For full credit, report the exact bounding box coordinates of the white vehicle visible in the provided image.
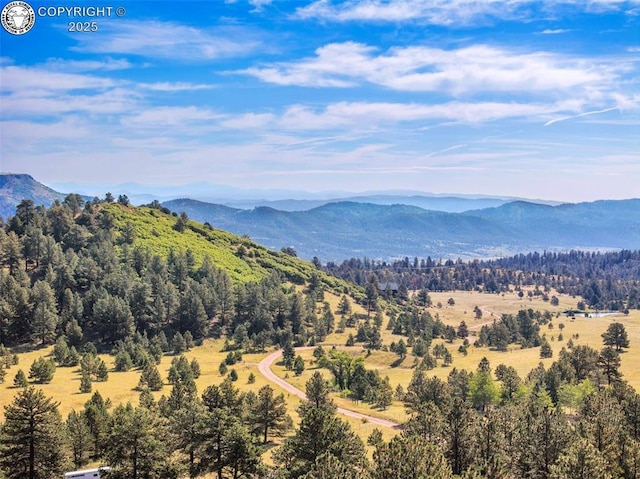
[64,467,111,479]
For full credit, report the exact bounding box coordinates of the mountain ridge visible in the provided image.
[2,174,639,262]
[0,173,67,221]
[162,197,640,261]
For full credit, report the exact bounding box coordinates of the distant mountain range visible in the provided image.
[48,179,558,212]
[2,173,639,262]
[162,197,640,261]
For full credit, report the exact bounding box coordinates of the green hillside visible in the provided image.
[105,203,353,293]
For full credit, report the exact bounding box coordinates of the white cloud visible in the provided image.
[122,106,222,127]
[249,0,273,12]
[0,65,116,92]
[239,42,620,96]
[138,82,216,92]
[544,106,619,126]
[540,29,571,34]
[219,99,588,131]
[2,88,139,116]
[71,20,262,61]
[41,57,133,72]
[295,0,640,24]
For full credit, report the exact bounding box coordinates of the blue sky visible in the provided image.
[1,0,639,202]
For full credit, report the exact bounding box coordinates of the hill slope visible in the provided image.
[163,198,640,261]
[105,203,350,290]
[0,173,66,220]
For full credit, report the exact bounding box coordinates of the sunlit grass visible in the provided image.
[2,288,638,454]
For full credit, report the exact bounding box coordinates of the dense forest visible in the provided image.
[325,250,640,311]
[0,196,357,350]
[1,196,640,478]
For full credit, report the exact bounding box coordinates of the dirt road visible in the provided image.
[257,348,402,429]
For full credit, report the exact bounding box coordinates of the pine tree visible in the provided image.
[598,346,622,385]
[95,359,109,382]
[0,387,68,478]
[371,434,453,479]
[29,357,55,384]
[105,404,176,477]
[250,385,291,444]
[602,322,630,351]
[83,391,111,459]
[66,409,92,469]
[14,369,28,388]
[550,438,612,479]
[294,355,305,376]
[173,332,186,355]
[80,372,92,393]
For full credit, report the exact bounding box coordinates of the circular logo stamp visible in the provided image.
[1,1,35,35]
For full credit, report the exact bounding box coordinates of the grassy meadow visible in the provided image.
[1,288,639,449]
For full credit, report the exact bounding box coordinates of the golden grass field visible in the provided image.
[1,288,639,450]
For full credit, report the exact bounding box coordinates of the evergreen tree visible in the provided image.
[598,346,622,385]
[283,340,296,370]
[114,350,133,372]
[79,372,92,393]
[550,438,612,479]
[0,387,68,479]
[376,376,394,410]
[66,409,92,469]
[28,357,55,384]
[250,385,291,444]
[173,332,187,355]
[30,281,58,345]
[14,368,28,388]
[371,434,453,479]
[95,359,109,382]
[105,403,176,478]
[169,398,207,478]
[540,339,553,358]
[276,403,366,478]
[139,363,163,391]
[52,337,70,366]
[83,391,111,459]
[294,355,306,376]
[602,322,630,351]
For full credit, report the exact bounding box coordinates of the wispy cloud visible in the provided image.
[41,57,133,72]
[249,0,273,12]
[72,20,262,61]
[137,82,216,92]
[295,0,640,24]
[544,106,619,126]
[239,42,621,97]
[1,65,116,92]
[221,100,586,131]
[540,29,571,34]
[122,106,223,127]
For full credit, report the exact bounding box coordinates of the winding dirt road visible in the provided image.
[257,347,402,429]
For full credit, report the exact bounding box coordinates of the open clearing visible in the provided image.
[2,288,638,446]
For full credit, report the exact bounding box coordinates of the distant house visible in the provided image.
[65,467,111,479]
[378,282,399,297]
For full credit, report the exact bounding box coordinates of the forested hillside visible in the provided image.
[3,195,640,479]
[0,195,356,348]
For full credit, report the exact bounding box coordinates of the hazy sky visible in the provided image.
[1,0,639,202]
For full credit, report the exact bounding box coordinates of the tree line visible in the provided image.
[325,250,640,311]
